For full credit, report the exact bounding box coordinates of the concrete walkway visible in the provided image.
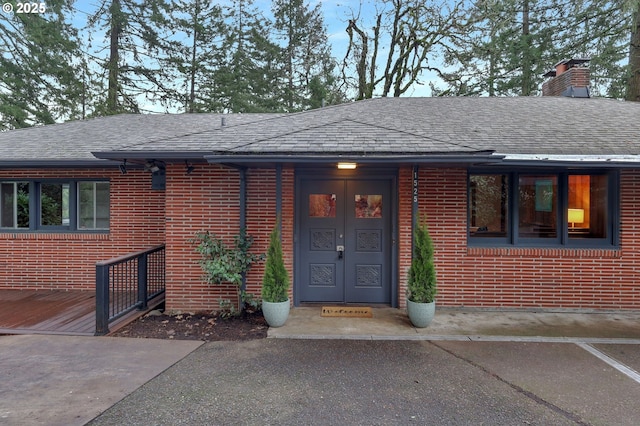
[0,335,202,426]
[268,307,640,343]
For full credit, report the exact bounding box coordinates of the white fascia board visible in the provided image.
[496,153,640,163]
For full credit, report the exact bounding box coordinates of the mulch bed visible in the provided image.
[110,308,268,341]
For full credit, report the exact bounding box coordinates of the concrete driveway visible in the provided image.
[86,339,640,426]
[3,308,640,425]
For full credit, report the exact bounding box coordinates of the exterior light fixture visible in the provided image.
[185,160,195,175]
[337,162,357,170]
[119,160,127,175]
[144,161,161,173]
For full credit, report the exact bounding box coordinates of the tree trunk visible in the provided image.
[626,2,640,102]
[189,20,198,113]
[107,0,121,113]
[521,0,531,96]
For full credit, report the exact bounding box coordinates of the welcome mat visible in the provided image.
[321,306,373,318]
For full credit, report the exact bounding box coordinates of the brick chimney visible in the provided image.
[542,58,590,97]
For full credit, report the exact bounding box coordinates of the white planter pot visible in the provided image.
[407,299,436,328]
[262,299,290,327]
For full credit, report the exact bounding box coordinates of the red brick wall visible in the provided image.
[164,164,294,313]
[542,66,590,96]
[398,166,640,310]
[5,164,638,311]
[0,168,165,290]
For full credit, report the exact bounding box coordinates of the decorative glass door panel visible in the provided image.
[297,178,392,304]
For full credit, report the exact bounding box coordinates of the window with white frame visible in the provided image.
[469,170,617,247]
[0,180,110,232]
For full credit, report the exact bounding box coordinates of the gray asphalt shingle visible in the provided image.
[1,97,639,164]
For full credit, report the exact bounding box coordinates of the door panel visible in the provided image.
[345,180,391,303]
[297,177,392,304]
[298,180,345,302]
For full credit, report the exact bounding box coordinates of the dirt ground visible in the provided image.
[111,307,268,341]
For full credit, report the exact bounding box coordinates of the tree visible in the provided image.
[437,0,635,98]
[87,0,175,115]
[626,0,640,101]
[205,0,283,112]
[163,0,227,113]
[0,0,83,129]
[341,0,475,100]
[272,0,342,111]
[261,223,289,303]
[407,214,437,304]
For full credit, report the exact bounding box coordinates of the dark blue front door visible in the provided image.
[297,177,392,304]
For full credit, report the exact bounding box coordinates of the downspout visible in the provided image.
[276,164,282,235]
[240,167,247,298]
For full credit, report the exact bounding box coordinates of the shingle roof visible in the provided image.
[2,97,640,166]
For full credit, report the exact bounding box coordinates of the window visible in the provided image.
[518,175,557,239]
[0,180,109,232]
[469,171,616,247]
[355,194,382,218]
[41,183,70,227]
[79,182,110,229]
[568,175,607,240]
[0,182,29,228]
[469,175,508,238]
[309,194,336,217]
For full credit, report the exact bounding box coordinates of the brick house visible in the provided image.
[2,63,640,312]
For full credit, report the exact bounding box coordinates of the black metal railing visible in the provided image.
[95,244,166,335]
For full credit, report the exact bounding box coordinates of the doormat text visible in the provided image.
[321,306,373,318]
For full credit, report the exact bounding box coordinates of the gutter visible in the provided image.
[0,159,120,168]
[203,152,502,165]
[497,154,640,168]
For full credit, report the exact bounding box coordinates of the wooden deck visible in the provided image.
[0,290,161,336]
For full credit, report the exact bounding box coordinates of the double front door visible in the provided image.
[297,177,393,304]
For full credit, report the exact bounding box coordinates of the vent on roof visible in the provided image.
[542,58,590,98]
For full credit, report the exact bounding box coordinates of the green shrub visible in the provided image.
[192,230,264,313]
[261,223,289,303]
[407,214,437,303]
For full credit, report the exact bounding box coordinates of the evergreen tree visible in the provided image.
[437,0,634,98]
[163,0,226,113]
[87,0,175,114]
[0,0,83,129]
[272,0,342,111]
[207,0,283,112]
[262,223,289,303]
[626,0,640,101]
[407,215,437,304]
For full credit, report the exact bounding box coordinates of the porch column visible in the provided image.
[239,167,247,295]
[276,163,282,236]
[412,164,419,251]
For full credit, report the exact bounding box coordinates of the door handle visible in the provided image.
[336,245,344,260]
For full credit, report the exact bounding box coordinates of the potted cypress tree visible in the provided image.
[261,221,290,327]
[406,214,437,328]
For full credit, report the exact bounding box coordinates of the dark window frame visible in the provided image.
[468,168,619,248]
[0,179,110,233]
